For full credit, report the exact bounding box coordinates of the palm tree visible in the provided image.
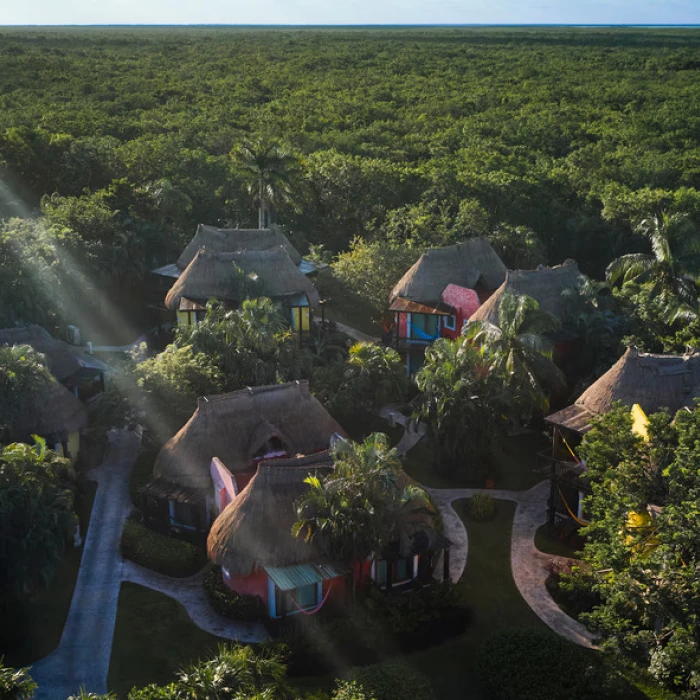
[293,433,429,601]
[606,212,700,318]
[0,660,36,700]
[466,292,566,418]
[233,139,298,229]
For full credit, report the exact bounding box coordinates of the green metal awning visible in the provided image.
[264,563,344,591]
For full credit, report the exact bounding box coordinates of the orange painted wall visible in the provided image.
[222,567,268,604]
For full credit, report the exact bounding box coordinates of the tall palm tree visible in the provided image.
[466,292,565,418]
[606,212,700,314]
[233,139,298,229]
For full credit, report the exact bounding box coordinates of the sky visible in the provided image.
[1,0,699,26]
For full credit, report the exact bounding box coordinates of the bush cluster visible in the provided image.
[465,493,497,522]
[343,660,436,700]
[121,520,206,577]
[545,561,601,621]
[477,629,627,700]
[203,566,266,621]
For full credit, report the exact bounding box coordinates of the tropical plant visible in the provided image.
[293,433,432,601]
[466,292,566,419]
[0,660,36,700]
[0,440,75,597]
[0,344,53,435]
[176,643,292,700]
[573,404,700,697]
[606,212,700,321]
[415,337,510,476]
[233,139,298,229]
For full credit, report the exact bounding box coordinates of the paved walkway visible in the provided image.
[316,318,379,344]
[122,562,268,643]
[379,404,427,455]
[427,482,597,649]
[31,429,142,700]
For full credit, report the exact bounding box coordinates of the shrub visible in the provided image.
[477,629,627,700]
[333,680,375,700]
[545,561,601,621]
[121,520,206,577]
[344,661,435,700]
[127,685,179,700]
[465,493,496,522]
[203,566,265,621]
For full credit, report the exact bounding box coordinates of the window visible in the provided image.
[372,556,418,588]
[275,583,320,616]
[169,500,197,530]
[444,314,456,331]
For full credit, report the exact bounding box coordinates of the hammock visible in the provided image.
[561,433,587,471]
[290,578,335,616]
[407,320,440,341]
[558,486,590,527]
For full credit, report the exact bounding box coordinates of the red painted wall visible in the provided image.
[222,567,268,605]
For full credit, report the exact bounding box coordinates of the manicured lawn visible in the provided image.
[534,523,582,559]
[108,582,223,697]
[2,479,97,667]
[402,432,549,492]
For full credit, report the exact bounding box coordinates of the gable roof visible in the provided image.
[8,378,88,443]
[546,346,700,433]
[153,381,345,491]
[468,260,586,326]
[207,452,335,575]
[164,247,320,311]
[177,224,302,270]
[0,325,107,383]
[390,238,507,307]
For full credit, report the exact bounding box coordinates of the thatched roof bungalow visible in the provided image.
[546,346,700,435]
[0,325,107,397]
[151,224,312,279]
[468,260,586,327]
[148,380,345,500]
[390,238,507,308]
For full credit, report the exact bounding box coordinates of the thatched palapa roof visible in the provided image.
[390,238,507,307]
[546,346,700,433]
[207,452,335,575]
[7,379,88,443]
[0,325,106,383]
[177,224,302,269]
[164,247,320,311]
[153,381,345,491]
[468,260,586,326]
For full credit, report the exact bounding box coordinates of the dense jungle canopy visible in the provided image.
[1,26,700,328]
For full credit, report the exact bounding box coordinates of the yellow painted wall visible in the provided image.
[68,431,80,466]
[291,307,310,332]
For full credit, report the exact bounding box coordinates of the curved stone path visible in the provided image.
[427,482,597,650]
[122,561,268,643]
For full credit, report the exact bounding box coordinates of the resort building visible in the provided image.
[163,247,320,338]
[543,346,700,524]
[0,325,107,401]
[389,238,507,374]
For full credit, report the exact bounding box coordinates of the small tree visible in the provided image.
[415,337,509,476]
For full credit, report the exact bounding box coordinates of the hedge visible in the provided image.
[203,566,266,621]
[477,629,628,700]
[343,661,436,700]
[121,520,206,577]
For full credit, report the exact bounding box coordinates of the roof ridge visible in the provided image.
[197,380,307,407]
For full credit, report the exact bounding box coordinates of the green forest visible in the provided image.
[2,26,700,335]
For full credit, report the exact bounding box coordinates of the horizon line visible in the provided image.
[2,23,700,29]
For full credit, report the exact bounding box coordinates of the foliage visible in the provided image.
[176,643,293,700]
[293,433,433,598]
[343,661,435,700]
[127,685,180,700]
[67,692,117,700]
[477,629,627,700]
[576,404,700,696]
[315,342,407,417]
[545,560,600,621]
[0,440,75,596]
[331,238,419,318]
[466,292,566,420]
[0,659,36,700]
[0,344,53,435]
[332,681,375,700]
[175,299,312,392]
[464,494,496,523]
[120,520,206,578]
[203,566,265,622]
[606,211,700,322]
[414,337,509,476]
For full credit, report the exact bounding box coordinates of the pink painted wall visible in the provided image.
[222,566,269,604]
